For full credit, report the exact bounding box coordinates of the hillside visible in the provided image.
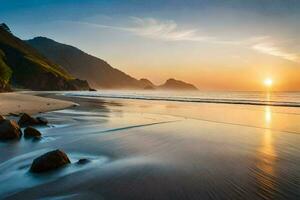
[139,78,156,89]
[0,23,90,91]
[0,49,12,91]
[27,36,198,91]
[159,78,198,90]
[27,37,144,89]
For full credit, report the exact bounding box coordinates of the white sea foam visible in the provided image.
[64,90,300,107]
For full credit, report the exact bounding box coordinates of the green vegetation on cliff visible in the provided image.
[0,49,11,86]
[0,23,90,91]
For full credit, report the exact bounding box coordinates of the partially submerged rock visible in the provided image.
[9,113,20,117]
[32,136,42,141]
[77,158,90,165]
[0,119,22,140]
[18,113,48,127]
[36,117,48,125]
[0,115,5,122]
[18,113,39,127]
[30,149,71,173]
[24,127,42,138]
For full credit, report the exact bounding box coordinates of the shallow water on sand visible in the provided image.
[0,94,300,199]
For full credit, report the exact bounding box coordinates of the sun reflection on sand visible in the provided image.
[255,106,277,198]
[264,106,272,127]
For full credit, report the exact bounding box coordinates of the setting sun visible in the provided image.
[264,78,273,87]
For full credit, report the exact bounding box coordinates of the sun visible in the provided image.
[264,78,273,87]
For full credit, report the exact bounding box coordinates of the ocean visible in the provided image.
[65,90,300,107]
[1,91,299,199]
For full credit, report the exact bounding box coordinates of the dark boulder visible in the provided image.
[77,158,90,165]
[36,117,48,125]
[18,113,39,127]
[0,119,22,140]
[18,113,48,127]
[30,149,71,173]
[24,127,42,138]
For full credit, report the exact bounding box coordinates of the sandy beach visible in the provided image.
[0,92,76,116]
[0,91,299,200]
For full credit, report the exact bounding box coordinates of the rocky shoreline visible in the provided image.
[0,112,89,174]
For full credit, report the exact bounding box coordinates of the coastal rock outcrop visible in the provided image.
[24,127,42,138]
[0,119,22,140]
[18,113,39,127]
[0,115,5,121]
[30,149,71,173]
[18,113,48,127]
[159,78,198,91]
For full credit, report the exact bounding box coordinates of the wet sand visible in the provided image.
[0,92,76,116]
[0,93,299,199]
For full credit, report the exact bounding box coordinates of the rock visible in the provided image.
[36,117,48,125]
[0,115,5,122]
[32,136,42,141]
[89,88,97,91]
[18,113,39,127]
[24,127,42,138]
[77,158,90,165]
[18,113,48,127]
[0,119,22,140]
[9,113,20,117]
[30,149,71,173]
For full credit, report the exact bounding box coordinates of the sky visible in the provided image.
[1,0,300,91]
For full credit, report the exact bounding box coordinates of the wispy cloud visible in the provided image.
[64,17,299,63]
[74,17,214,42]
[72,17,265,45]
[126,17,214,42]
[252,43,299,62]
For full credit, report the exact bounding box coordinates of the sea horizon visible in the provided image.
[63,90,300,107]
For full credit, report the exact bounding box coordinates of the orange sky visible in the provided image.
[107,43,300,91]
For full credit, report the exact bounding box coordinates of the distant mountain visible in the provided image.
[139,78,155,89]
[0,23,90,91]
[159,78,198,90]
[26,36,198,91]
[27,37,144,89]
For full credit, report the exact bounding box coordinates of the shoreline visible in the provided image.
[0,92,77,116]
[0,91,299,199]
